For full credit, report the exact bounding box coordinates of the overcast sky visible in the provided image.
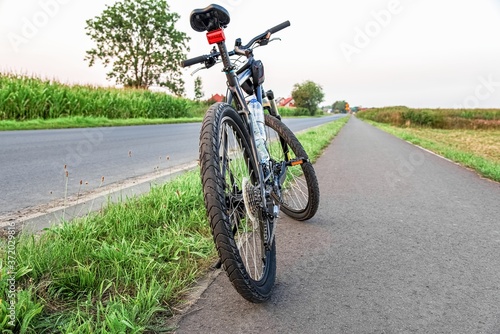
[1,0,500,108]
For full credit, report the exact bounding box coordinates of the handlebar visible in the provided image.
[268,20,290,35]
[182,54,211,68]
[181,20,290,68]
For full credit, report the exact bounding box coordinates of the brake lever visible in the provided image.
[190,66,206,76]
[261,37,281,46]
[190,58,224,76]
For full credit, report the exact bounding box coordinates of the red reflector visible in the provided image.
[206,28,225,44]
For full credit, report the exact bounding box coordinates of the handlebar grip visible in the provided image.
[181,54,209,68]
[268,20,290,34]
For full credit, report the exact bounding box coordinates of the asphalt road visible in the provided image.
[171,116,500,334]
[0,115,344,217]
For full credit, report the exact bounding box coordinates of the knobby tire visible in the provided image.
[199,103,276,303]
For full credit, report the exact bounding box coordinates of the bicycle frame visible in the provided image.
[211,32,287,248]
[211,32,271,207]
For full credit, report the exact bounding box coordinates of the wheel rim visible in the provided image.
[265,126,310,214]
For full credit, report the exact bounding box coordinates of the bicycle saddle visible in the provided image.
[190,4,230,32]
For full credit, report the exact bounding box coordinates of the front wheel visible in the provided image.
[265,114,320,220]
[199,103,276,303]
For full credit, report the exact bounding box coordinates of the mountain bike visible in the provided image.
[182,4,319,303]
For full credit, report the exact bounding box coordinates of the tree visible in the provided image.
[194,76,204,101]
[332,100,347,113]
[85,0,189,95]
[291,80,325,116]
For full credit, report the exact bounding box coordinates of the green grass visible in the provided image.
[1,174,214,333]
[0,116,349,333]
[0,114,333,131]
[0,116,204,131]
[364,120,500,182]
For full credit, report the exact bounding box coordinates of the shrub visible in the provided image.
[278,107,312,117]
[401,109,444,128]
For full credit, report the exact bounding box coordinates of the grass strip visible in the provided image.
[0,114,334,131]
[364,120,500,182]
[0,116,349,333]
[0,116,204,131]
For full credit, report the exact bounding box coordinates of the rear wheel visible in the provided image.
[264,114,320,220]
[199,103,276,303]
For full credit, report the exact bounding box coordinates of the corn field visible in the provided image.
[0,73,207,121]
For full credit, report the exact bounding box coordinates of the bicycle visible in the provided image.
[182,4,320,303]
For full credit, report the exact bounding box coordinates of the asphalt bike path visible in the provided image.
[169,116,500,334]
